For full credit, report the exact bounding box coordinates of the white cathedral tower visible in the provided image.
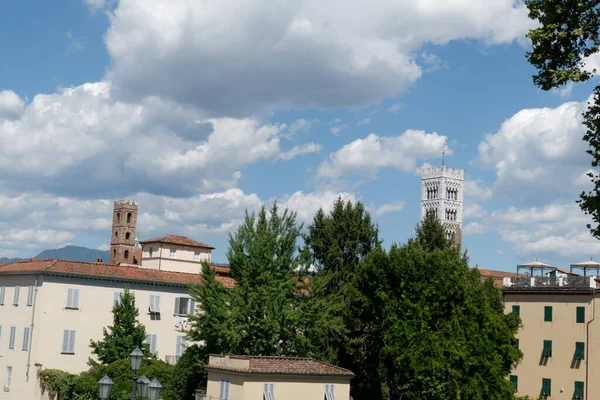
[420,164,465,247]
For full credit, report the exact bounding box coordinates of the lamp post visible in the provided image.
[98,347,162,399]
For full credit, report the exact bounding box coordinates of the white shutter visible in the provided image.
[154,295,160,313]
[22,327,30,351]
[61,330,69,353]
[66,288,73,308]
[188,299,195,315]
[0,286,5,305]
[8,327,16,350]
[4,367,11,391]
[26,286,34,306]
[270,383,276,400]
[152,335,157,354]
[219,380,225,400]
[324,384,335,400]
[13,286,19,306]
[68,330,76,354]
[174,297,181,315]
[176,336,183,356]
[224,380,230,400]
[73,289,80,309]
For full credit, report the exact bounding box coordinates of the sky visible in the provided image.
[1,0,599,271]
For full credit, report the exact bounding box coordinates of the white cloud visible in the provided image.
[329,118,348,136]
[0,90,24,120]
[463,222,488,236]
[67,31,85,52]
[278,142,321,160]
[278,190,357,223]
[373,200,405,216]
[496,249,504,255]
[388,103,406,113]
[317,130,448,179]
[464,179,493,201]
[97,244,110,251]
[357,118,370,126]
[463,203,487,220]
[102,0,534,115]
[477,97,592,202]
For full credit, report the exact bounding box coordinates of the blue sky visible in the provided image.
[1,0,599,271]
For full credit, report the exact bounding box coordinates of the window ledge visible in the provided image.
[61,352,75,355]
[3,388,9,392]
[64,307,79,310]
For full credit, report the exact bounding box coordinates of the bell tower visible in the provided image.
[420,165,464,248]
[109,200,140,265]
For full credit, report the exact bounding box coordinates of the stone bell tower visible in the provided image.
[420,164,464,248]
[109,200,141,265]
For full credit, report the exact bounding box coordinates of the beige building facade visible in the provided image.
[0,259,234,400]
[503,273,599,400]
[141,235,214,274]
[205,354,353,400]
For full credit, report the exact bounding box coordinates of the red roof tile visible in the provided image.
[207,355,354,377]
[0,259,234,288]
[472,268,516,279]
[142,235,214,249]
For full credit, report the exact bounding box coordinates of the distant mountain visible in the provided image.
[1,245,110,265]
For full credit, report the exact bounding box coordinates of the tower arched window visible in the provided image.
[127,213,132,223]
[117,212,120,222]
[124,250,129,259]
[114,231,118,238]
[126,232,131,240]
[113,249,116,259]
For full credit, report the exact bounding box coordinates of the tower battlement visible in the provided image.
[114,199,138,207]
[421,165,464,180]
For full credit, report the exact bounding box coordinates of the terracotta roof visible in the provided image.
[472,268,516,279]
[142,235,214,249]
[554,268,579,276]
[0,259,234,288]
[207,355,354,377]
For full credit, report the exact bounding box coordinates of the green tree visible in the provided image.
[349,216,521,399]
[89,287,152,364]
[525,0,600,237]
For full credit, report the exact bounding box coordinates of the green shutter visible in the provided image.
[574,381,584,399]
[544,306,553,322]
[541,378,551,396]
[512,305,520,316]
[542,340,552,357]
[509,375,518,393]
[574,342,585,359]
[514,338,519,350]
[577,306,585,323]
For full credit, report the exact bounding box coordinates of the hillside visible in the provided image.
[0,246,109,264]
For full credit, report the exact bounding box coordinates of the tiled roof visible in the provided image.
[473,268,516,278]
[142,235,214,249]
[0,259,234,288]
[207,355,354,377]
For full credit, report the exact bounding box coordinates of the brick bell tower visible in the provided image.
[109,200,141,265]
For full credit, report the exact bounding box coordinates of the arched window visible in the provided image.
[126,232,131,240]
[113,249,116,259]
[114,231,118,238]
[127,213,132,223]
[124,250,129,259]
[117,212,120,222]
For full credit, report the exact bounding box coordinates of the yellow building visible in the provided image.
[205,354,354,400]
[503,261,600,400]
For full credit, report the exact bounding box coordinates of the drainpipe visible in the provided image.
[586,289,596,400]
[25,275,39,381]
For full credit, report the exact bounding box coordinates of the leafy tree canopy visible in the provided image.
[525,0,600,237]
[89,287,153,364]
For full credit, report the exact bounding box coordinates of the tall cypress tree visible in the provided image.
[89,287,152,364]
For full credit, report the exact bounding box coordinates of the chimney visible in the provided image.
[29,257,36,262]
[95,258,103,264]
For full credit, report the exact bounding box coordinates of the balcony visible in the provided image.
[165,355,180,365]
[503,275,596,289]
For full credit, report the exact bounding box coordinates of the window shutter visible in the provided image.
[188,299,195,315]
[542,340,552,357]
[13,286,19,306]
[8,327,15,350]
[4,367,11,391]
[62,330,69,353]
[27,286,34,306]
[66,288,73,308]
[574,381,584,399]
[544,306,552,322]
[224,380,230,400]
[219,380,225,400]
[512,305,520,316]
[575,342,585,359]
[152,334,157,354]
[577,306,585,323]
[541,378,551,396]
[514,339,519,350]
[176,336,182,356]
[0,286,5,305]
[68,330,76,354]
[174,297,181,315]
[154,295,160,313]
[22,327,30,351]
[269,383,275,400]
[73,289,80,309]
[509,375,518,392]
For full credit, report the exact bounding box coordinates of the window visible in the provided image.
[115,231,118,238]
[512,305,520,316]
[61,330,76,354]
[541,378,551,396]
[509,375,518,393]
[113,249,116,259]
[194,251,200,262]
[127,213,132,223]
[577,306,585,323]
[149,247,154,257]
[66,288,80,309]
[544,306,552,322]
[542,340,552,357]
[174,297,195,316]
[13,286,19,306]
[514,339,519,350]
[176,335,187,356]
[113,291,124,307]
[4,367,11,392]
[170,249,176,258]
[26,286,34,306]
[0,286,5,305]
[574,342,585,360]
[126,232,131,240]
[22,327,30,352]
[8,327,15,350]
[324,384,336,400]
[145,334,157,354]
[117,212,120,222]
[124,250,129,259]
[263,383,275,400]
[219,379,230,400]
[574,381,584,399]
[149,294,161,313]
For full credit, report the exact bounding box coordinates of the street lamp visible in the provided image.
[137,375,150,398]
[148,378,163,400]
[130,347,144,400]
[98,374,114,400]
